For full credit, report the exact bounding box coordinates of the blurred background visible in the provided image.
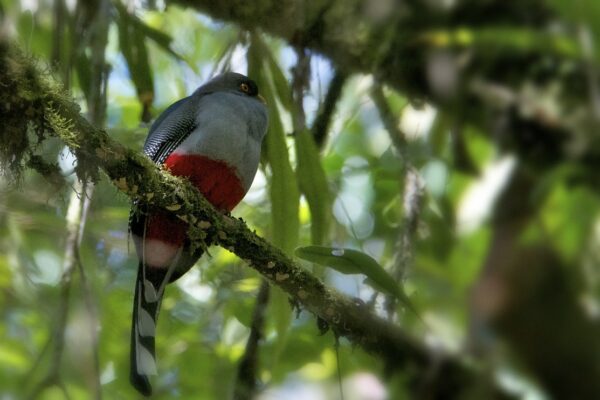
[0,0,599,399]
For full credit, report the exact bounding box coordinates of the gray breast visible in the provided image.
[173,92,268,191]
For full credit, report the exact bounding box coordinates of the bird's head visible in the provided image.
[196,72,267,104]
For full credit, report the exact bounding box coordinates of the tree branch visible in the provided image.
[0,40,510,398]
[168,0,555,99]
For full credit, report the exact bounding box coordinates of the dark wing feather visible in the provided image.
[129,94,200,240]
[143,96,198,164]
[128,95,198,238]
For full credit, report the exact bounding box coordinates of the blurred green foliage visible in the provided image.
[1,0,599,399]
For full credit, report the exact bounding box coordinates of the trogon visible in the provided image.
[129,72,268,396]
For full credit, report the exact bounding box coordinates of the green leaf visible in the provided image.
[252,37,329,247]
[248,32,299,369]
[295,129,331,245]
[248,34,300,255]
[115,2,184,62]
[252,35,293,111]
[264,51,293,111]
[295,246,397,294]
[211,38,238,74]
[295,246,421,318]
[116,4,154,121]
[75,52,91,103]
[268,286,292,364]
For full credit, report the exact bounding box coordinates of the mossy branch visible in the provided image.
[0,40,510,399]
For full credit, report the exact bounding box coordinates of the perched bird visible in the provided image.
[129,72,268,396]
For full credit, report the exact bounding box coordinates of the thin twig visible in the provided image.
[312,71,348,148]
[334,335,344,400]
[75,182,102,400]
[72,1,109,396]
[233,280,270,400]
[27,179,85,399]
[370,84,425,318]
[291,46,311,133]
[370,84,407,156]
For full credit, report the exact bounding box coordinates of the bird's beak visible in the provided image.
[257,94,267,105]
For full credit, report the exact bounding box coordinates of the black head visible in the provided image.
[196,72,264,102]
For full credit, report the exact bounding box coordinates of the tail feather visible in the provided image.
[130,263,164,396]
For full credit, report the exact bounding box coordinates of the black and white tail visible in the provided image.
[130,263,165,396]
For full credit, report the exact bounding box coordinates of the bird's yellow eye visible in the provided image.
[240,83,250,93]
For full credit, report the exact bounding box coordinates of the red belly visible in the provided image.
[144,153,245,246]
